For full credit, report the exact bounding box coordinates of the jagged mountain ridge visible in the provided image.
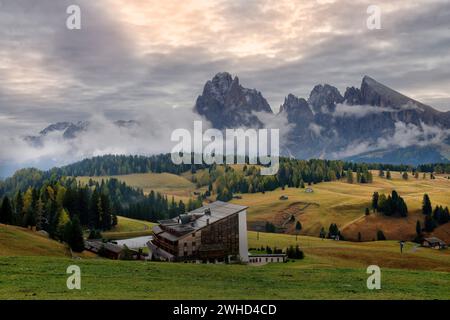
[194,73,450,165]
[24,73,450,165]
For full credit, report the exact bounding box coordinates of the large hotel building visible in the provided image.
[147,201,249,263]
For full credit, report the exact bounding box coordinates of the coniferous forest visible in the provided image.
[0,175,199,252]
[1,153,449,252]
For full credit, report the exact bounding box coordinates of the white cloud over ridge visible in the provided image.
[332,102,422,118]
[0,108,206,176]
[332,121,450,158]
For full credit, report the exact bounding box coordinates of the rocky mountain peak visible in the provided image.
[39,122,73,135]
[208,72,235,99]
[194,72,272,129]
[280,94,313,122]
[343,86,362,105]
[360,75,427,110]
[308,84,344,113]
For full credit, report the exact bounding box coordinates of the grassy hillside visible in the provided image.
[248,232,450,272]
[102,216,155,240]
[0,221,448,299]
[0,224,69,257]
[231,172,450,242]
[0,217,153,256]
[78,170,450,242]
[77,172,201,202]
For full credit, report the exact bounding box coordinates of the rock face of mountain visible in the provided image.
[280,94,313,124]
[308,84,344,113]
[195,73,450,165]
[283,76,450,164]
[194,72,273,129]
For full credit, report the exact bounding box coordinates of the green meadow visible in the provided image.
[0,255,449,300]
[0,221,449,300]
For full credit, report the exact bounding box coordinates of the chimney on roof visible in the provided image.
[207,218,210,225]
[205,208,211,216]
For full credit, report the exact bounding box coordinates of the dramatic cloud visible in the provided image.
[253,111,293,147]
[0,0,449,175]
[0,107,206,176]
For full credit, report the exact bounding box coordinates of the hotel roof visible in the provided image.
[154,201,248,239]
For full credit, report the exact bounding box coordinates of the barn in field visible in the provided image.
[422,237,447,249]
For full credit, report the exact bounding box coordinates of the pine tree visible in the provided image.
[398,197,408,217]
[35,198,45,230]
[371,192,379,212]
[386,170,391,180]
[89,189,101,229]
[178,200,186,215]
[424,215,436,232]
[328,223,340,238]
[416,220,422,236]
[376,230,386,241]
[100,194,112,230]
[66,216,85,252]
[377,194,387,214]
[422,194,432,216]
[319,227,326,239]
[442,207,450,224]
[14,190,24,226]
[0,196,13,224]
[77,187,90,226]
[295,221,302,233]
[46,193,59,238]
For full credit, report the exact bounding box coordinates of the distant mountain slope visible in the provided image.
[25,120,139,146]
[346,145,449,165]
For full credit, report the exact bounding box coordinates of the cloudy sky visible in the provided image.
[0,0,449,175]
